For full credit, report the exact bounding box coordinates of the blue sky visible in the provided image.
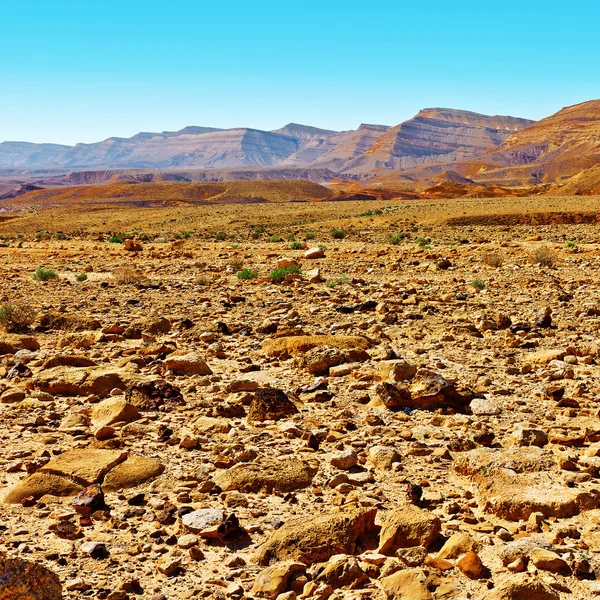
[2,0,599,144]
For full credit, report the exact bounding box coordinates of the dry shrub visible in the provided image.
[112,267,147,285]
[529,246,557,267]
[0,303,36,333]
[482,253,504,268]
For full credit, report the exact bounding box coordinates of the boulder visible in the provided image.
[0,334,40,355]
[437,532,478,559]
[28,367,126,396]
[304,247,325,259]
[378,360,417,382]
[252,561,306,599]
[90,397,140,428]
[255,508,376,565]
[481,574,559,600]
[247,388,299,423]
[0,551,62,599]
[102,456,165,492]
[378,503,441,554]
[214,460,317,493]
[302,345,345,375]
[164,352,212,376]
[263,335,370,358]
[380,568,432,600]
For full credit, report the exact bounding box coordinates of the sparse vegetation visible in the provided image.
[214,231,227,241]
[327,274,351,288]
[33,267,58,281]
[290,241,303,250]
[331,228,345,239]
[0,303,36,332]
[268,235,282,243]
[270,266,301,282]
[482,253,504,268]
[112,267,145,285]
[472,278,486,290]
[389,232,409,245]
[237,268,259,280]
[529,246,557,267]
[304,231,316,240]
[108,235,123,243]
[566,241,577,248]
[76,273,88,282]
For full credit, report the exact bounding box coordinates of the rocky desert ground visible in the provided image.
[3,194,600,600]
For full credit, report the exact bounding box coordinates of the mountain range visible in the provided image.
[2,100,600,194]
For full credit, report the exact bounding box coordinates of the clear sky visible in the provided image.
[2,0,599,145]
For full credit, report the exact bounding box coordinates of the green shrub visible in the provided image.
[33,267,58,281]
[76,273,88,282]
[268,235,282,243]
[566,241,577,249]
[55,232,67,240]
[0,303,36,332]
[214,231,227,241]
[415,236,431,246]
[389,233,409,245]
[304,231,316,240]
[237,269,259,280]
[108,236,123,244]
[35,232,52,240]
[290,241,303,250]
[471,278,486,290]
[270,266,301,282]
[331,228,345,239]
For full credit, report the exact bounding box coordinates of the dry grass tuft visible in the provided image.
[112,267,147,285]
[0,302,36,332]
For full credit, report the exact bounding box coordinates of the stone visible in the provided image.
[313,554,367,589]
[470,397,501,415]
[255,508,376,566]
[262,335,370,359]
[181,509,225,537]
[164,352,212,376]
[214,460,317,493]
[302,346,345,375]
[530,548,569,573]
[125,380,184,411]
[330,449,358,470]
[304,247,325,259]
[482,574,559,600]
[0,389,27,403]
[247,388,299,422]
[408,369,482,411]
[378,360,417,382]
[510,426,548,447]
[368,446,401,470]
[29,367,126,396]
[378,503,441,554]
[276,258,299,269]
[90,397,140,428]
[456,551,486,579]
[0,334,40,355]
[528,349,566,364]
[0,551,62,599]
[102,457,165,492]
[72,484,106,516]
[437,532,478,559]
[379,568,432,600]
[157,555,181,576]
[252,562,306,599]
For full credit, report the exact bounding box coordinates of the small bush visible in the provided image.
[304,231,316,240]
[35,232,52,240]
[482,253,504,268]
[214,231,227,241]
[113,267,145,285]
[270,266,301,282]
[194,275,209,286]
[471,278,486,290]
[33,267,58,281]
[268,235,282,243]
[290,241,303,250]
[55,232,67,240]
[108,236,123,244]
[565,241,577,249]
[415,236,431,246]
[389,233,409,245]
[237,269,259,280]
[0,303,36,332]
[327,274,351,288]
[529,246,557,267]
[76,273,88,282]
[331,228,345,239]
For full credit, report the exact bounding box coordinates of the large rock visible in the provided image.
[378,360,417,382]
[0,334,40,355]
[252,562,306,599]
[214,460,317,493]
[263,335,370,358]
[302,345,345,375]
[164,352,212,376]
[28,367,126,396]
[255,508,376,565]
[453,447,554,477]
[0,552,62,599]
[4,449,163,503]
[378,503,441,554]
[379,568,432,600]
[481,573,559,600]
[90,397,140,428]
[181,509,225,537]
[437,532,478,559]
[247,388,299,423]
[408,369,482,411]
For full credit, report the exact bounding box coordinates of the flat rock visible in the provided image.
[164,352,212,376]
[379,568,432,600]
[0,551,62,599]
[481,573,559,600]
[255,507,376,565]
[28,367,126,396]
[378,503,441,554]
[90,397,140,428]
[262,335,370,358]
[0,334,40,355]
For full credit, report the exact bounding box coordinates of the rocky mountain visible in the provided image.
[471,100,600,185]
[0,110,535,174]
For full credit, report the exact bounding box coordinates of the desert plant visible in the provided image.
[566,241,577,249]
[415,236,431,246]
[290,241,303,250]
[112,267,145,285]
[331,228,345,239]
[529,246,557,267]
[304,231,316,240]
[389,233,409,245]
[0,303,36,332]
[237,268,259,280]
[471,278,486,290]
[214,231,227,241]
[194,275,209,286]
[482,253,504,268]
[327,274,351,288]
[268,235,282,243]
[55,232,67,240]
[108,235,123,244]
[270,266,301,282]
[76,273,88,282]
[33,267,58,281]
